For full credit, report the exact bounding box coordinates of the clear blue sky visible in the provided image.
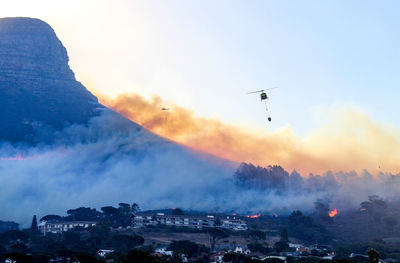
[2,0,400,135]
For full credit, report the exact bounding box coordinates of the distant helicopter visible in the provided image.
[161,107,170,111]
[247,87,278,122]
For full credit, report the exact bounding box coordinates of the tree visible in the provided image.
[222,252,247,263]
[264,258,286,263]
[0,245,6,259]
[206,228,229,252]
[172,208,184,215]
[314,200,333,222]
[248,243,272,254]
[40,215,62,222]
[10,241,29,253]
[368,249,379,263]
[30,215,38,231]
[63,231,81,247]
[119,203,132,215]
[248,230,266,241]
[131,203,140,214]
[3,252,34,263]
[101,206,119,217]
[117,203,134,226]
[123,249,157,263]
[288,210,331,243]
[87,224,111,239]
[71,254,105,263]
[274,228,289,253]
[0,221,19,233]
[67,207,100,221]
[360,201,373,211]
[334,246,351,259]
[0,230,29,245]
[279,228,288,243]
[274,241,289,253]
[32,254,51,263]
[167,240,208,258]
[112,234,144,253]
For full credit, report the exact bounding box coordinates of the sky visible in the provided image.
[1,0,400,173]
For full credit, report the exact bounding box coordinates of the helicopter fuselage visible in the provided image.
[260,92,268,100]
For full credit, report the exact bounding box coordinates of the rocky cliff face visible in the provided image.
[0,17,102,143]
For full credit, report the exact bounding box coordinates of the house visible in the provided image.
[154,246,174,256]
[210,251,226,263]
[153,246,187,262]
[233,245,250,255]
[288,243,302,249]
[38,220,97,235]
[98,249,115,257]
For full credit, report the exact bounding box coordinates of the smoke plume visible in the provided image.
[1,103,400,226]
[101,93,400,175]
[0,110,237,225]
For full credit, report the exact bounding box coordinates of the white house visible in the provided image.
[154,247,174,256]
[98,249,115,257]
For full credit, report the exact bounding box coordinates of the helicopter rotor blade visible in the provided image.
[246,87,279,94]
[264,87,279,91]
[246,90,265,94]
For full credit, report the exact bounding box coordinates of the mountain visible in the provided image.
[0,17,241,224]
[0,17,102,143]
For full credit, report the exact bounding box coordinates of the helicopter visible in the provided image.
[247,87,278,122]
[161,107,170,111]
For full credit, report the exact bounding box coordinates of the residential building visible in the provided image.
[132,213,247,230]
[220,216,248,230]
[38,221,97,235]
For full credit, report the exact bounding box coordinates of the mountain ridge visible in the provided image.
[0,17,102,143]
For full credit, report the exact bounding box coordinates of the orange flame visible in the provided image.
[246,214,261,218]
[329,208,338,218]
